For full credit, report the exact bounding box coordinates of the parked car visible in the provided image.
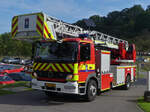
[1,57,11,63]
[8,72,32,81]
[1,57,24,64]
[0,74,15,85]
[0,65,24,75]
[20,59,33,65]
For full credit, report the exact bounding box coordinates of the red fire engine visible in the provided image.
[11,12,136,101]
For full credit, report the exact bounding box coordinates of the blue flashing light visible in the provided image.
[79,33,89,38]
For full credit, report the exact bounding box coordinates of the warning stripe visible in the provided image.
[44,22,55,40]
[12,16,18,37]
[44,25,52,39]
[66,64,73,72]
[59,64,67,72]
[12,18,18,28]
[55,63,64,72]
[51,64,57,72]
[36,13,44,37]
[44,64,51,71]
[39,63,47,71]
[34,63,42,70]
[37,24,43,36]
[33,63,74,72]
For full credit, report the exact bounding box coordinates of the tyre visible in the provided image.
[85,79,97,101]
[124,75,131,90]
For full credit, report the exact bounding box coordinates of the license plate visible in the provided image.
[45,83,56,87]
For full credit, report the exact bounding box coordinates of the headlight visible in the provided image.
[66,74,73,81]
[32,72,38,78]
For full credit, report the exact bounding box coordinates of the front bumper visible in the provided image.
[31,79,79,94]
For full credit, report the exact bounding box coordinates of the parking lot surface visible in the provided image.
[0,78,146,112]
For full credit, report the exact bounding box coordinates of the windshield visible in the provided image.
[35,41,78,62]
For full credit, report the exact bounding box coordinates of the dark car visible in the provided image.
[8,72,32,81]
[0,74,15,85]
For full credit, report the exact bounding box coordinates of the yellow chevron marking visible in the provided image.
[44,64,51,71]
[34,63,42,70]
[43,29,49,39]
[33,63,37,68]
[62,64,70,72]
[37,29,43,37]
[36,20,43,30]
[51,64,57,72]
[68,64,74,70]
[56,64,64,72]
[38,13,44,21]
[44,22,55,39]
[12,31,17,38]
[39,63,47,71]
[12,17,18,24]
[12,22,18,32]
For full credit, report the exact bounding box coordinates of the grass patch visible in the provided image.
[0,81,30,89]
[138,97,150,112]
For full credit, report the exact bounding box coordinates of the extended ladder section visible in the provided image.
[11,12,128,49]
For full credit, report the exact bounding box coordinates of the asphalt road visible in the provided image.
[0,79,146,112]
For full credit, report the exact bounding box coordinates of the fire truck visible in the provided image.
[11,12,136,101]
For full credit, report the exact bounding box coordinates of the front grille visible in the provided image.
[36,71,71,81]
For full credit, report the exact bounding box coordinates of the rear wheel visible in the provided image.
[124,75,131,90]
[85,80,97,101]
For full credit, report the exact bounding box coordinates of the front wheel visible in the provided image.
[85,80,97,101]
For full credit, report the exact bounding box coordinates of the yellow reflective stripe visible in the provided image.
[34,63,42,70]
[37,29,43,36]
[36,20,43,30]
[43,29,49,39]
[101,87,110,91]
[12,17,17,24]
[38,13,44,21]
[51,64,57,72]
[79,64,95,70]
[73,63,78,74]
[68,64,74,70]
[88,64,95,70]
[117,66,136,69]
[12,22,18,32]
[56,64,64,72]
[39,63,47,71]
[67,75,79,81]
[78,81,85,83]
[62,64,70,72]
[79,64,86,70]
[44,64,51,71]
[44,22,55,39]
[71,75,79,81]
[12,31,17,38]
[33,63,37,68]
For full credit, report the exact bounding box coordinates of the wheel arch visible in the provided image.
[84,73,100,93]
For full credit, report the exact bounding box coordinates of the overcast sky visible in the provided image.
[0,0,150,34]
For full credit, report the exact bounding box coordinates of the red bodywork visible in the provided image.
[0,64,24,74]
[0,75,15,85]
[34,37,136,91]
